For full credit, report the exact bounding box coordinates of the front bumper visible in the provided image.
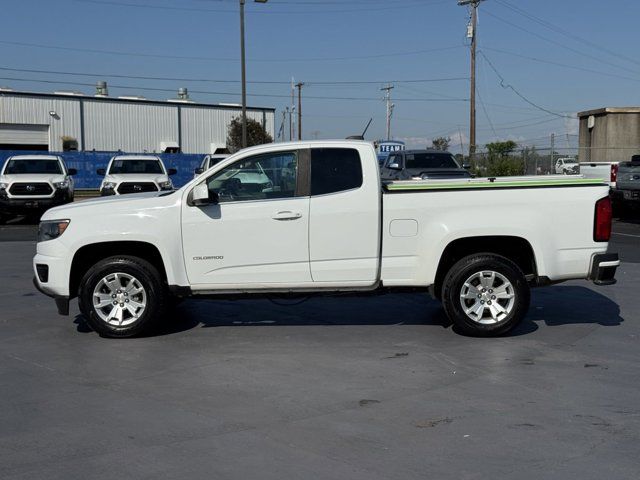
[589,253,619,286]
[0,190,71,213]
[33,277,70,315]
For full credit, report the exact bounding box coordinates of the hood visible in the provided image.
[0,173,67,184]
[41,190,176,220]
[103,173,169,184]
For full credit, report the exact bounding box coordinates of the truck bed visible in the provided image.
[382,175,605,192]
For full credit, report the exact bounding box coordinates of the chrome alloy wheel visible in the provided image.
[459,270,515,324]
[92,272,147,326]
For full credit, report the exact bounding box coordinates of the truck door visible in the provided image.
[308,147,380,285]
[182,149,311,286]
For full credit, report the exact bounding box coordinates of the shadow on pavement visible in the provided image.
[72,285,622,338]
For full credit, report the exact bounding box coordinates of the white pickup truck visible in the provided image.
[33,141,619,338]
[97,155,176,196]
[0,155,76,223]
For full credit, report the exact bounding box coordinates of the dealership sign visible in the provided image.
[377,141,405,154]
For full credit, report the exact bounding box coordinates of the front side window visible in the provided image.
[206,151,298,203]
[109,159,164,174]
[311,148,363,196]
[4,159,62,175]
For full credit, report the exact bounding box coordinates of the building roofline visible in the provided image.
[0,89,276,112]
[577,107,640,117]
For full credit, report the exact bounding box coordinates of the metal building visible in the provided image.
[0,84,275,154]
[578,107,640,162]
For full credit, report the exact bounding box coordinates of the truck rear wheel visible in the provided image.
[78,256,167,338]
[441,253,530,336]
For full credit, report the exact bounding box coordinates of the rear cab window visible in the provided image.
[405,153,459,169]
[311,148,363,196]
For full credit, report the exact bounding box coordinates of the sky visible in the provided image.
[0,0,638,153]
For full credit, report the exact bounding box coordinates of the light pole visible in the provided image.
[240,0,268,149]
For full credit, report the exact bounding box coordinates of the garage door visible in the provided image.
[0,124,49,149]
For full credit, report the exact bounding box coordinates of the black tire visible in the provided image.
[78,256,167,338]
[441,253,530,337]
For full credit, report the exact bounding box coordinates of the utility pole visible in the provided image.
[381,84,394,141]
[458,0,484,162]
[296,82,304,140]
[239,0,269,149]
[290,78,296,140]
[550,132,555,174]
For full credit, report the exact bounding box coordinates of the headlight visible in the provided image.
[54,180,70,189]
[102,182,117,190]
[38,220,70,242]
[0,182,7,190]
[158,180,173,190]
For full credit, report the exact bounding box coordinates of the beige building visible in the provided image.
[578,107,640,162]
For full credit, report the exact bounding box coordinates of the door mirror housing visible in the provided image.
[96,168,106,176]
[462,163,471,170]
[68,168,77,175]
[194,167,204,175]
[191,183,218,206]
[168,168,177,176]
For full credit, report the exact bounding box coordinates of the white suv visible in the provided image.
[0,155,75,223]
[97,155,176,196]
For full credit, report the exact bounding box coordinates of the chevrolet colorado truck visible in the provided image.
[615,155,640,206]
[33,140,619,338]
[97,155,176,195]
[0,155,76,223]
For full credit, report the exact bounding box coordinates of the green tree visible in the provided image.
[431,136,451,151]
[226,116,273,153]
[485,140,523,176]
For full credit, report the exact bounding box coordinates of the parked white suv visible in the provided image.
[555,158,579,175]
[0,155,76,223]
[97,155,176,196]
[194,154,229,178]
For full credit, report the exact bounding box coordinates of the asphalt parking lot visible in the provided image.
[1,214,639,479]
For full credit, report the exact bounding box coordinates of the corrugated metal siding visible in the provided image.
[181,107,275,153]
[0,95,81,150]
[0,93,275,154]
[0,124,49,145]
[83,100,178,152]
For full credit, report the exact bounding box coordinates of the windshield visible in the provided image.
[405,153,459,169]
[563,160,577,164]
[4,159,62,175]
[109,159,163,174]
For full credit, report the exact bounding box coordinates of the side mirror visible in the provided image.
[168,168,177,176]
[388,163,401,170]
[96,168,106,176]
[191,183,218,206]
[194,167,204,175]
[462,163,471,170]
[68,168,77,175]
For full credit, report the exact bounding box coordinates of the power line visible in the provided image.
[495,0,640,69]
[0,65,469,86]
[0,75,468,102]
[0,39,466,64]
[478,51,572,118]
[76,0,448,14]
[481,46,640,84]
[482,9,640,76]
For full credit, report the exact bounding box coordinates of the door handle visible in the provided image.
[272,210,302,221]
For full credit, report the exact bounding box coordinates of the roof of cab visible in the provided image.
[111,155,162,161]
[7,154,62,161]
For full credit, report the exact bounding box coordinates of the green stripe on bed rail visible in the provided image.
[384,178,605,191]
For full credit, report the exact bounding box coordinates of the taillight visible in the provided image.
[594,196,612,242]
[610,164,618,183]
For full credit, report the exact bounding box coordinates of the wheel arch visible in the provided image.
[433,235,538,300]
[69,241,168,298]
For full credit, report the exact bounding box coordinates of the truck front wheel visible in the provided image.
[441,254,530,336]
[78,256,167,338]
